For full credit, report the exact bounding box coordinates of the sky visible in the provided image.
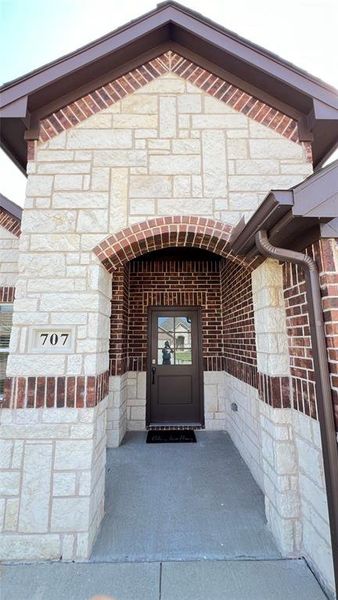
[0,0,337,206]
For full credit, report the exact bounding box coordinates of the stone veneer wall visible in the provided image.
[0,398,107,560]
[0,224,19,289]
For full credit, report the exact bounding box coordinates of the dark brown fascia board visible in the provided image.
[1,1,338,111]
[292,160,338,217]
[230,190,294,255]
[0,193,22,221]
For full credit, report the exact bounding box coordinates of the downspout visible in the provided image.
[255,230,338,595]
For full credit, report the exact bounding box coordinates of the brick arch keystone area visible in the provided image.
[93,216,251,271]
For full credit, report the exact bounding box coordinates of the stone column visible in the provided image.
[252,258,300,555]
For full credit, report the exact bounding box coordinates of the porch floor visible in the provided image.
[91,431,280,562]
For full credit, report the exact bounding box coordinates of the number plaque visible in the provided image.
[30,328,74,353]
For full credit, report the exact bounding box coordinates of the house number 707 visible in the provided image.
[40,333,69,346]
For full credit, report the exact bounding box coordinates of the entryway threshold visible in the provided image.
[0,558,328,600]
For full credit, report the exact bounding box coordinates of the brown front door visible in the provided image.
[147,307,204,427]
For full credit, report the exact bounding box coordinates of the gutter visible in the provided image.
[255,230,338,596]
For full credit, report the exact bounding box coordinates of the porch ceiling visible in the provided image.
[1,1,338,171]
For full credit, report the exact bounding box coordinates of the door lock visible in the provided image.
[151,366,156,384]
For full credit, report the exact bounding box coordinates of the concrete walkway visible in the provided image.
[1,559,328,599]
[92,431,279,562]
[0,432,329,599]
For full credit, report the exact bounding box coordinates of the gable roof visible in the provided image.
[1,1,338,171]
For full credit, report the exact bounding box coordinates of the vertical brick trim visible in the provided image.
[283,238,338,428]
[1,372,109,409]
[37,51,310,161]
[0,287,15,303]
[94,216,234,272]
[0,208,21,238]
[258,374,290,408]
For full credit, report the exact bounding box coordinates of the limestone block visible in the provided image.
[148,139,170,150]
[134,129,158,139]
[77,209,108,233]
[204,384,218,412]
[40,292,100,312]
[54,440,93,470]
[91,168,110,191]
[229,192,260,210]
[12,441,24,469]
[121,94,157,114]
[203,96,235,113]
[22,210,77,233]
[172,139,200,154]
[280,162,313,175]
[296,437,324,484]
[135,76,185,94]
[30,234,80,251]
[79,471,91,495]
[19,443,53,533]
[249,138,304,159]
[130,199,156,214]
[192,175,202,197]
[235,159,279,174]
[230,174,305,192]
[0,471,20,496]
[149,155,200,175]
[202,130,227,198]
[53,191,108,209]
[0,534,61,560]
[26,175,54,197]
[38,161,91,174]
[192,114,247,129]
[67,129,132,149]
[227,139,248,159]
[76,113,112,128]
[54,174,83,190]
[112,114,157,129]
[37,150,74,162]
[4,498,19,531]
[274,442,297,474]
[0,440,12,468]
[42,408,79,423]
[53,472,77,496]
[129,175,172,198]
[177,94,201,113]
[93,150,147,167]
[173,176,191,197]
[51,497,90,531]
[157,198,213,216]
[160,97,176,138]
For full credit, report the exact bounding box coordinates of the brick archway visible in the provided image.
[93,216,244,271]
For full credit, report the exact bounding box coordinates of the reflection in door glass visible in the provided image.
[157,316,192,365]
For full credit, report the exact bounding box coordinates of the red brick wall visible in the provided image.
[221,260,257,387]
[283,238,338,428]
[109,253,223,374]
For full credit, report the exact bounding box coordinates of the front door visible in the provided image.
[147,307,203,427]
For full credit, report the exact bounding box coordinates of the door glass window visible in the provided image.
[157,316,192,365]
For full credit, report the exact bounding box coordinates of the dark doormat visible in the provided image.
[146,430,197,443]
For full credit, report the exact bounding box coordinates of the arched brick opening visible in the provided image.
[93,216,258,438]
[93,216,252,271]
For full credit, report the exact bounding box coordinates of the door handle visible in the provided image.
[151,367,156,384]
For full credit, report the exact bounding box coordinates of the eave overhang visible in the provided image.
[1,1,338,172]
[230,160,338,258]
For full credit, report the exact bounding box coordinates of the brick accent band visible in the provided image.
[0,208,21,238]
[224,358,258,388]
[94,216,238,272]
[0,287,15,303]
[37,50,312,163]
[258,373,291,409]
[2,372,109,409]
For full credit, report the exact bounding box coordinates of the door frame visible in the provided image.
[146,306,204,428]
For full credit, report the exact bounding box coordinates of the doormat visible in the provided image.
[146,430,197,443]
